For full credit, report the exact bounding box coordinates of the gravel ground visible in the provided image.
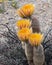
[0,0,52,32]
[0,0,52,65]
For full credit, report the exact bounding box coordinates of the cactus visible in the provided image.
[33,44,45,65]
[25,41,34,65]
[31,15,41,33]
[16,3,45,65]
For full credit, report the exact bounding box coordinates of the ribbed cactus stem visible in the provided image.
[33,44,45,65]
[31,15,41,33]
[25,41,34,65]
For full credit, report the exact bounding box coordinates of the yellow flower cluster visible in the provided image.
[16,19,31,29]
[17,28,31,41]
[17,3,35,17]
[29,33,43,46]
[16,3,44,46]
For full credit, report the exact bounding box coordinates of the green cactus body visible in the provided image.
[33,44,45,65]
[25,43,33,60]
[25,42,34,65]
[31,16,41,33]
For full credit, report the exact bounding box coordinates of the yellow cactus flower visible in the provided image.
[17,3,35,17]
[29,33,43,46]
[16,19,31,29]
[17,28,31,41]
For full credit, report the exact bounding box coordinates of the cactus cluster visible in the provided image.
[16,3,45,65]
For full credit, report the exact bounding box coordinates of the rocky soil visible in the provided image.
[0,0,52,65]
